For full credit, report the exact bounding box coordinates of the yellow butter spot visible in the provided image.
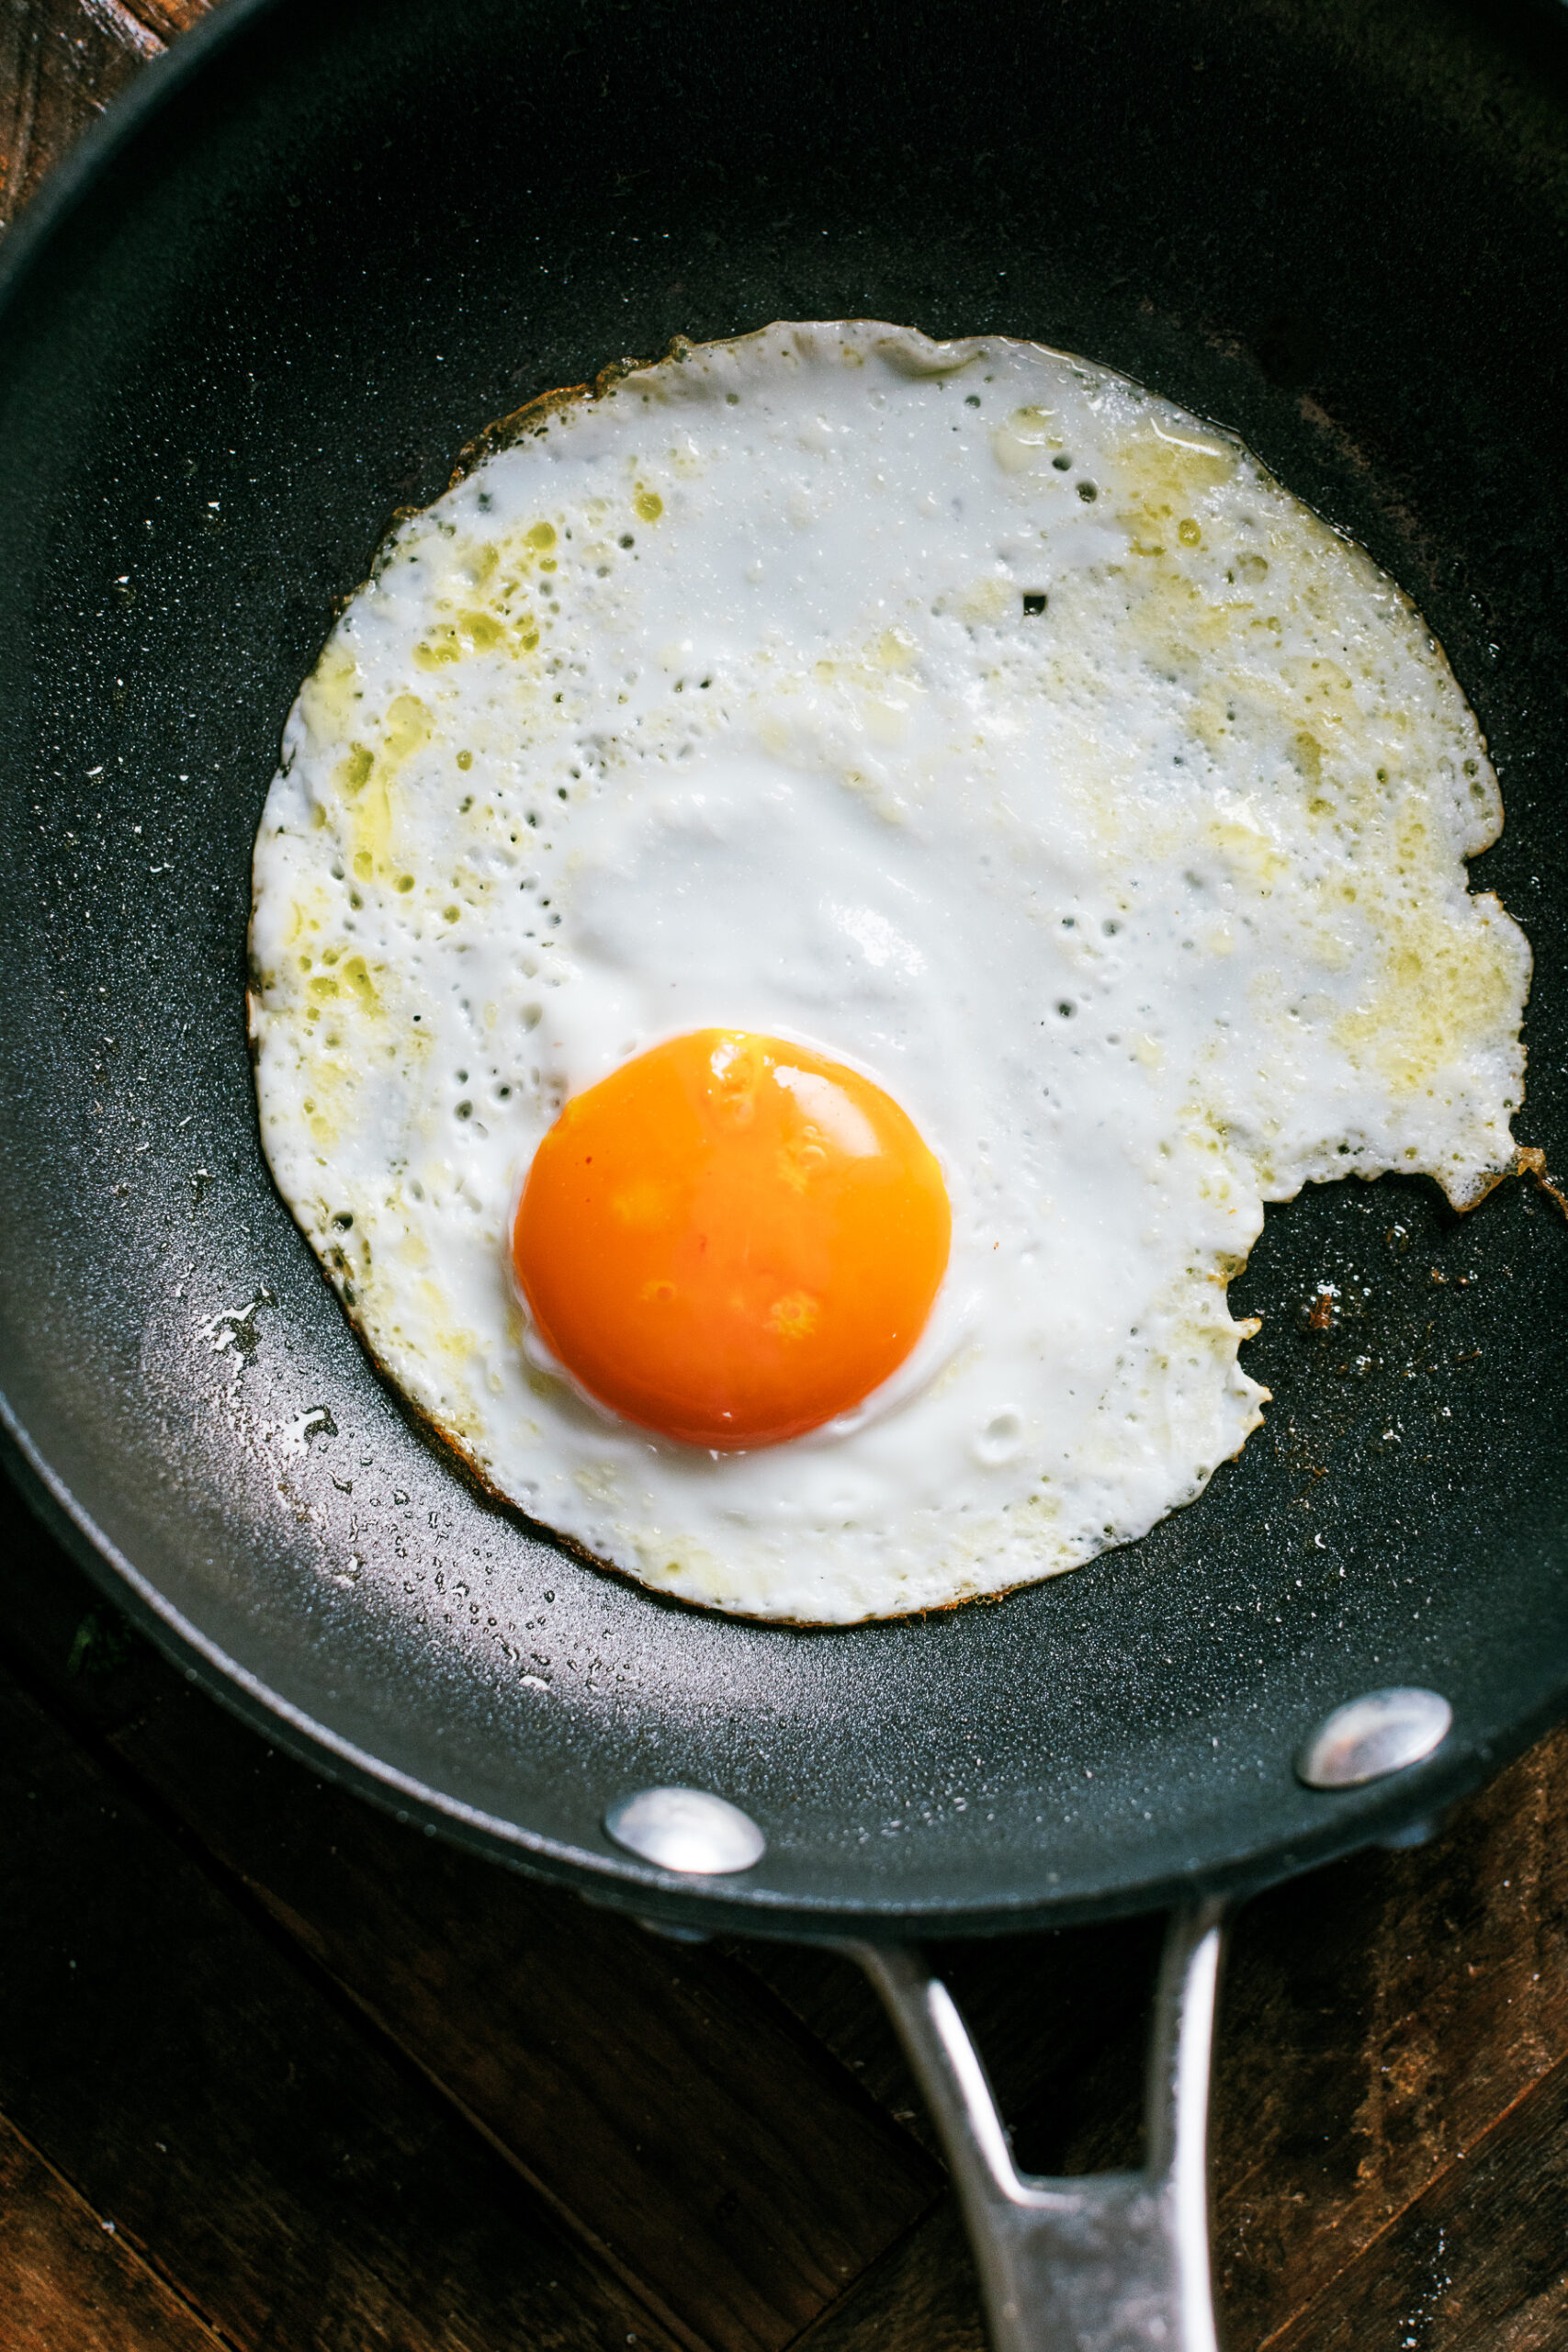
[861,695,908,745]
[991,406,1056,474]
[872,626,919,671]
[957,578,1013,627]
[1209,819,1288,891]
[1111,424,1235,571]
[337,743,374,794]
[352,777,391,877]
[381,694,432,766]
[340,954,378,1009]
[298,642,360,750]
[412,627,461,670]
[1292,731,1324,786]
[634,486,663,524]
[340,695,431,881]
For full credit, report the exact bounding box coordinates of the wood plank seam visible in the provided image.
[0,1609,922,2352]
[8,1506,964,2310]
[1206,1725,1568,2346]
[258,1894,722,2352]
[186,1850,942,2352]
[0,1650,689,2352]
[1253,2050,1568,2352]
[0,1624,701,2347]
[146,1794,938,2352]
[0,1623,478,2099]
[776,2195,964,2352]
[0,2098,242,2352]
[0,1626,691,2347]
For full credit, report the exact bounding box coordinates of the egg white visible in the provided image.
[248,321,1529,1623]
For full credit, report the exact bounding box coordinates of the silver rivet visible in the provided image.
[1295,1687,1452,1790]
[604,1786,766,1874]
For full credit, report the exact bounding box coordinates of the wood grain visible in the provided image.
[0,2110,228,2352]
[1212,1733,1568,2349]
[735,1917,1163,2166]
[0,1500,942,2352]
[111,1688,943,2352]
[0,0,210,232]
[6,11,1568,2352]
[0,1655,677,2352]
[794,2199,983,2352]
[1263,2044,1568,2352]
[17,1460,1568,2352]
[768,1740,1568,2352]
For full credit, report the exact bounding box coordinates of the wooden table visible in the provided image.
[4,8,1568,2346]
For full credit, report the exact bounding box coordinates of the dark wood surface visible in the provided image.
[5,7,1568,2346]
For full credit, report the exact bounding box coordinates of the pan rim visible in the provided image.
[4,1384,1552,1940]
[0,0,286,325]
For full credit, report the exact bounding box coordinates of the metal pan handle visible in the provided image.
[852,1901,1227,2352]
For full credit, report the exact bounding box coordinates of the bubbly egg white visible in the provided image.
[249,321,1529,1623]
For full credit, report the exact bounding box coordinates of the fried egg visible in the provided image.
[248,321,1529,1623]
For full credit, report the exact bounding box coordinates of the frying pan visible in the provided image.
[3,0,1567,2343]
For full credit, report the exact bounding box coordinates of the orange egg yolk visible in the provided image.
[513,1029,952,1451]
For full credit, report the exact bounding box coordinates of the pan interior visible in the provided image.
[2,0,1566,1931]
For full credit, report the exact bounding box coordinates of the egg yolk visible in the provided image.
[513,1029,951,1450]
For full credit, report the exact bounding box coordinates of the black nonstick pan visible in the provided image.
[3,2,1567,2345]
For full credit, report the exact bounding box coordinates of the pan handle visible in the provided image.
[852,1901,1227,2352]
